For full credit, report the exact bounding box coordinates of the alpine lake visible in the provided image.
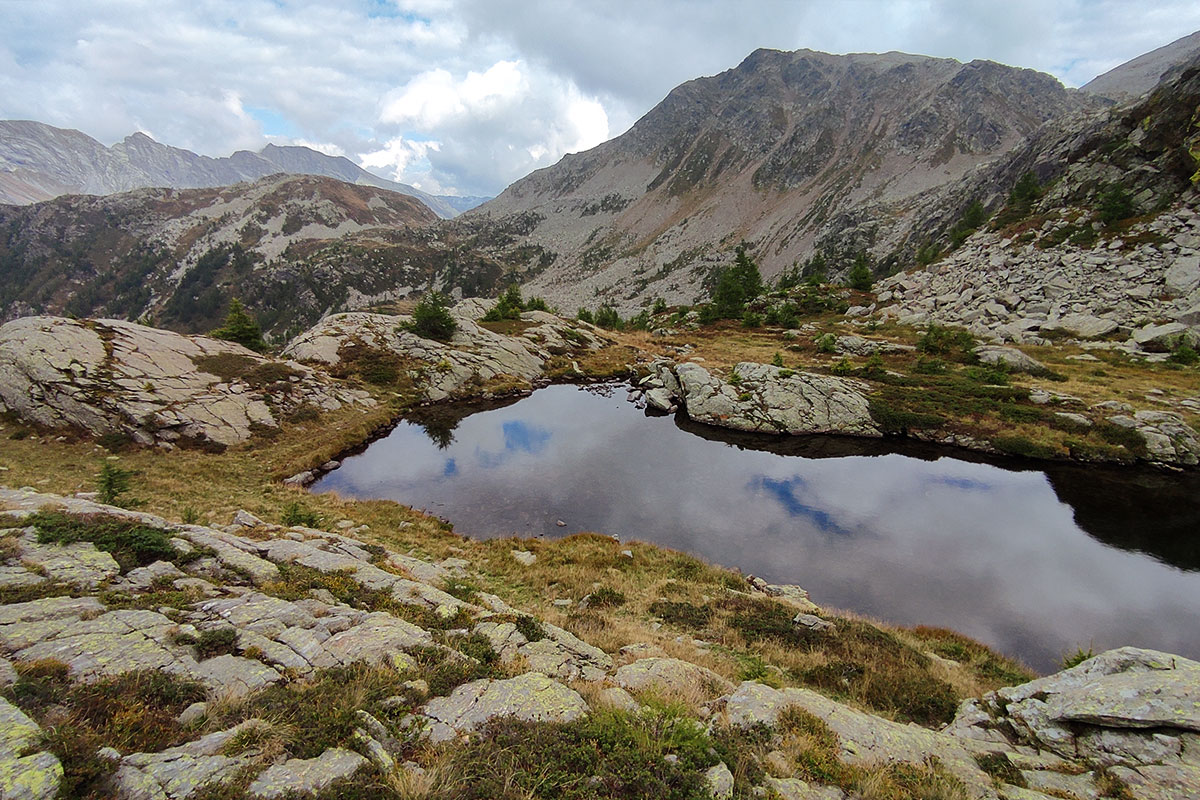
[314,382,1200,674]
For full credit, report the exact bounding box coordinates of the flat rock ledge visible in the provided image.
[282,303,609,402]
[4,487,1199,799]
[410,672,590,743]
[246,748,368,800]
[0,316,372,447]
[0,697,62,800]
[947,647,1200,800]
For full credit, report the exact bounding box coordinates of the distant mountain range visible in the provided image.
[465,49,1103,310]
[0,121,489,218]
[459,30,1200,312]
[1,30,1198,333]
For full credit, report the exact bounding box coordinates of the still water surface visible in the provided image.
[314,384,1200,673]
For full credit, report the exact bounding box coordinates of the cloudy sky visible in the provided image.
[4,1,1200,197]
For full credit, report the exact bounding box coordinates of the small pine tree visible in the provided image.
[97,461,135,506]
[846,252,874,291]
[711,246,764,319]
[209,299,266,352]
[408,292,457,341]
[1097,183,1134,226]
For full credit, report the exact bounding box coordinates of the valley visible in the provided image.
[2,23,1200,800]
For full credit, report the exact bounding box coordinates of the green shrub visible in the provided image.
[1060,645,1095,670]
[648,601,713,629]
[195,627,238,659]
[576,307,594,324]
[831,358,853,376]
[1097,183,1134,226]
[846,252,873,291]
[483,285,525,321]
[587,587,627,608]
[917,325,975,358]
[914,356,947,374]
[991,435,1059,460]
[652,297,668,315]
[741,310,762,328]
[281,500,321,528]
[515,615,546,642]
[1168,343,1199,365]
[1096,422,1149,457]
[710,246,763,319]
[815,333,837,354]
[771,352,784,367]
[406,292,458,341]
[593,304,623,330]
[30,512,175,571]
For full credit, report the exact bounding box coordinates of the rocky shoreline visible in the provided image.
[1,486,1197,799]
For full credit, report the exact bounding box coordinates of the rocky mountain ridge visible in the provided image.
[459,47,1105,312]
[1081,29,1200,101]
[0,173,453,338]
[0,120,487,219]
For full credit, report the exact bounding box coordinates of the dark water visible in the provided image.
[314,384,1200,673]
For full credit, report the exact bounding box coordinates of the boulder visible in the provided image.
[614,657,733,696]
[1051,314,1119,339]
[1105,412,1200,466]
[0,698,62,800]
[0,316,371,447]
[948,647,1200,774]
[1131,322,1199,352]
[110,720,264,799]
[1164,254,1200,295]
[415,673,589,742]
[674,362,878,437]
[974,346,1049,375]
[282,304,607,402]
[247,748,367,800]
[723,682,992,796]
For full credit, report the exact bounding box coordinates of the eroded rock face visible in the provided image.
[674,361,879,437]
[0,316,372,447]
[947,647,1200,796]
[283,303,608,402]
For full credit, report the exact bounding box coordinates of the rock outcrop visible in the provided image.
[283,301,609,402]
[2,486,1198,799]
[948,647,1200,800]
[412,673,590,743]
[657,361,879,437]
[0,316,372,448]
[0,697,62,800]
[878,203,1200,353]
[465,48,1099,313]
